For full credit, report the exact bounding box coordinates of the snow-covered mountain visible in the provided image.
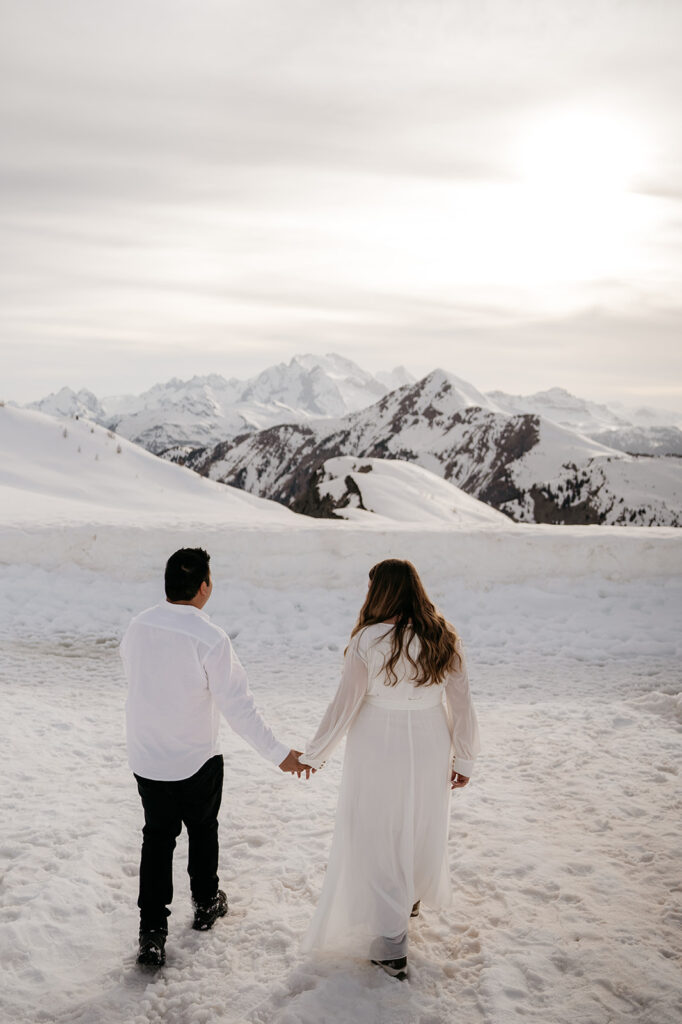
[27,355,416,454]
[26,356,681,457]
[487,386,627,433]
[26,386,107,423]
[587,425,682,457]
[607,401,682,429]
[183,370,681,527]
[486,386,682,455]
[0,404,293,526]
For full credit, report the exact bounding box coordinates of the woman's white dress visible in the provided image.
[301,623,480,961]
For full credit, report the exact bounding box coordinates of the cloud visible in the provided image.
[1,0,681,407]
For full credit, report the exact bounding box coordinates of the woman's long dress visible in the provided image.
[301,623,480,961]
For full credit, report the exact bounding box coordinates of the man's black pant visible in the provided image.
[134,754,224,933]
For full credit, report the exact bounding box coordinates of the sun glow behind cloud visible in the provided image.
[2,1,680,405]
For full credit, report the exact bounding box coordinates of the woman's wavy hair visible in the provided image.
[349,559,461,686]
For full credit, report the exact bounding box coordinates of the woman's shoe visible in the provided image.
[410,900,421,918]
[371,956,408,980]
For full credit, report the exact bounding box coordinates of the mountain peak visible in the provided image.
[416,368,500,412]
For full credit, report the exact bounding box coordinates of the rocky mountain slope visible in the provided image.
[180,370,681,527]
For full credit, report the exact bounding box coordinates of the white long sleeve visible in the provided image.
[203,636,290,767]
[444,640,481,777]
[301,635,369,770]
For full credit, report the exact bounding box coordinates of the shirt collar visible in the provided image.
[163,602,211,622]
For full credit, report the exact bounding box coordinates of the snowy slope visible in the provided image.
[1,511,681,1024]
[311,457,512,525]
[508,452,682,526]
[0,404,294,526]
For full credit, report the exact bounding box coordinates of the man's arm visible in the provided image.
[203,634,291,768]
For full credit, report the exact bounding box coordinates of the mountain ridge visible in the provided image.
[180,372,681,527]
[25,353,681,457]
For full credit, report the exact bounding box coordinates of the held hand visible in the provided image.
[451,770,470,789]
[278,749,315,779]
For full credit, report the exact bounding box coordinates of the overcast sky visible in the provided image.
[1,0,681,408]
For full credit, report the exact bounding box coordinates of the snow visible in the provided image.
[1,406,681,1024]
[488,386,628,432]
[317,457,518,525]
[0,405,293,526]
[589,425,682,457]
[510,417,618,490]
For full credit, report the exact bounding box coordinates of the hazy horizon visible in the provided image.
[7,349,681,418]
[2,1,681,411]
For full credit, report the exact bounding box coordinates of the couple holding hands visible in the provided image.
[121,548,480,979]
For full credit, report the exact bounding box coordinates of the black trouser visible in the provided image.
[134,754,224,932]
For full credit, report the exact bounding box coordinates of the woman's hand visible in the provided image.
[451,770,470,789]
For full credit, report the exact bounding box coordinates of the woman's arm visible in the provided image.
[300,635,369,770]
[444,640,481,779]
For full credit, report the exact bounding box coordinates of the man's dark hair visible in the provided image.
[165,548,211,602]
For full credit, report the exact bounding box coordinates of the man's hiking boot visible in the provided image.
[410,900,421,918]
[192,889,228,931]
[136,929,166,968]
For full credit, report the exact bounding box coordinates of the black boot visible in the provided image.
[192,889,228,931]
[371,956,408,980]
[137,928,167,968]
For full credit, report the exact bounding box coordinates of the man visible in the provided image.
[120,547,304,968]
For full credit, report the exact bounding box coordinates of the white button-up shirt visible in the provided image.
[121,602,289,781]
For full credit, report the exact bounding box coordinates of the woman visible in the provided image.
[300,559,480,980]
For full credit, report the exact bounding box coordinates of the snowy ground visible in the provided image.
[1,521,681,1024]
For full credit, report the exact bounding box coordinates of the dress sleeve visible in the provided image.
[301,634,369,770]
[444,639,481,778]
[203,635,290,766]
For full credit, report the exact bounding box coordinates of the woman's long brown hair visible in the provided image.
[349,559,461,686]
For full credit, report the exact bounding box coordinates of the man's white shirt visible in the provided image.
[121,603,289,781]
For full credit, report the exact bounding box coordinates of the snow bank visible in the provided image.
[1,520,679,590]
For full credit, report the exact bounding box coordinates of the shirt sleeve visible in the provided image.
[300,634,369,770]
[444,639,481,778]
[203,635,290,767]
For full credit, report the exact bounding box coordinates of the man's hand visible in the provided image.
[279,749,314,779]
[451,770,470,789]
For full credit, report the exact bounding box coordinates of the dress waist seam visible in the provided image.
[364,694,444,711]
